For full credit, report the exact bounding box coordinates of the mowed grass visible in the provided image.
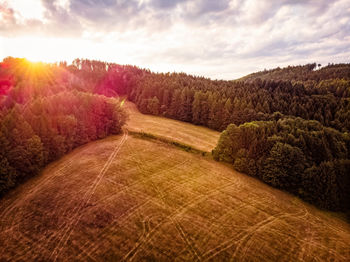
[0,133,349,262]
[124,101,220,152]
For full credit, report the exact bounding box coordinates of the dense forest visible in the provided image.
[0,57,126,195]
[240,63,350,82]
[66,60,348,211]
[1,57,349,212]
[213,119,349,211]
[120,64,350,133]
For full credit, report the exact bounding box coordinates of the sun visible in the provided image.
[14,58,55,84]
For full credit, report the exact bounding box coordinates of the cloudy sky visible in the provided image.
[0,0,349,79]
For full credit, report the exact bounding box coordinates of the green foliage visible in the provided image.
[0,156,16,193]
[147,96,160,115]
[129,131,206,155]
[233,149,257,177]
[301,160,350,210]
[214,118,349,211]
[0,58,126,195]
[240,63,350,82]
[262,142,305,191]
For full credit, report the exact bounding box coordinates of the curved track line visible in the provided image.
[202,211,305,261]
[0,143,97,228]
[121,146,240,262]
[74,144,193,259]
[48,131,128,262]
[121,142,201,262]
[75,198,153,260]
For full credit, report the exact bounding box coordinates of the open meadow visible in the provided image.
[124,101,220,152]
[0,119,349,261]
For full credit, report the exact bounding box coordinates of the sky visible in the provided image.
[0,0,349,80]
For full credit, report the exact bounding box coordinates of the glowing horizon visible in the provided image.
[1,0,350,80]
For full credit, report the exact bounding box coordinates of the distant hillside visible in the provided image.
[239,63,350,82]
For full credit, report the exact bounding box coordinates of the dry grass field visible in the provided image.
[0,104,349,261]
[124,101,220,152]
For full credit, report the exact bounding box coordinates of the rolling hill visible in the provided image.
[238,63,350,82]
[0,102,349,262]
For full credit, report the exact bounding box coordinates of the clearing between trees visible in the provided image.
[124,100,220,152]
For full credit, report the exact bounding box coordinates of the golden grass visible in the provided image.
[0,133,349,261]
[124,101,220,152]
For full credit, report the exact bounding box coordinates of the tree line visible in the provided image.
[212,118,349,211]
[240,63,350,82]
[0,57,126,195]
[92,63,349,133]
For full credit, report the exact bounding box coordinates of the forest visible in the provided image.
[1,57,349,212]
[213,119,349,211]
[0,57,126,195]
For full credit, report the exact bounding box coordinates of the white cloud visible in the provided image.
[0,0,349,79]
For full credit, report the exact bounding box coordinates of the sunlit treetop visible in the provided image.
[1,57,56,84]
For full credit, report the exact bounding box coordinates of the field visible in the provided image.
[124,101,220,152]
[0,103,350,261]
